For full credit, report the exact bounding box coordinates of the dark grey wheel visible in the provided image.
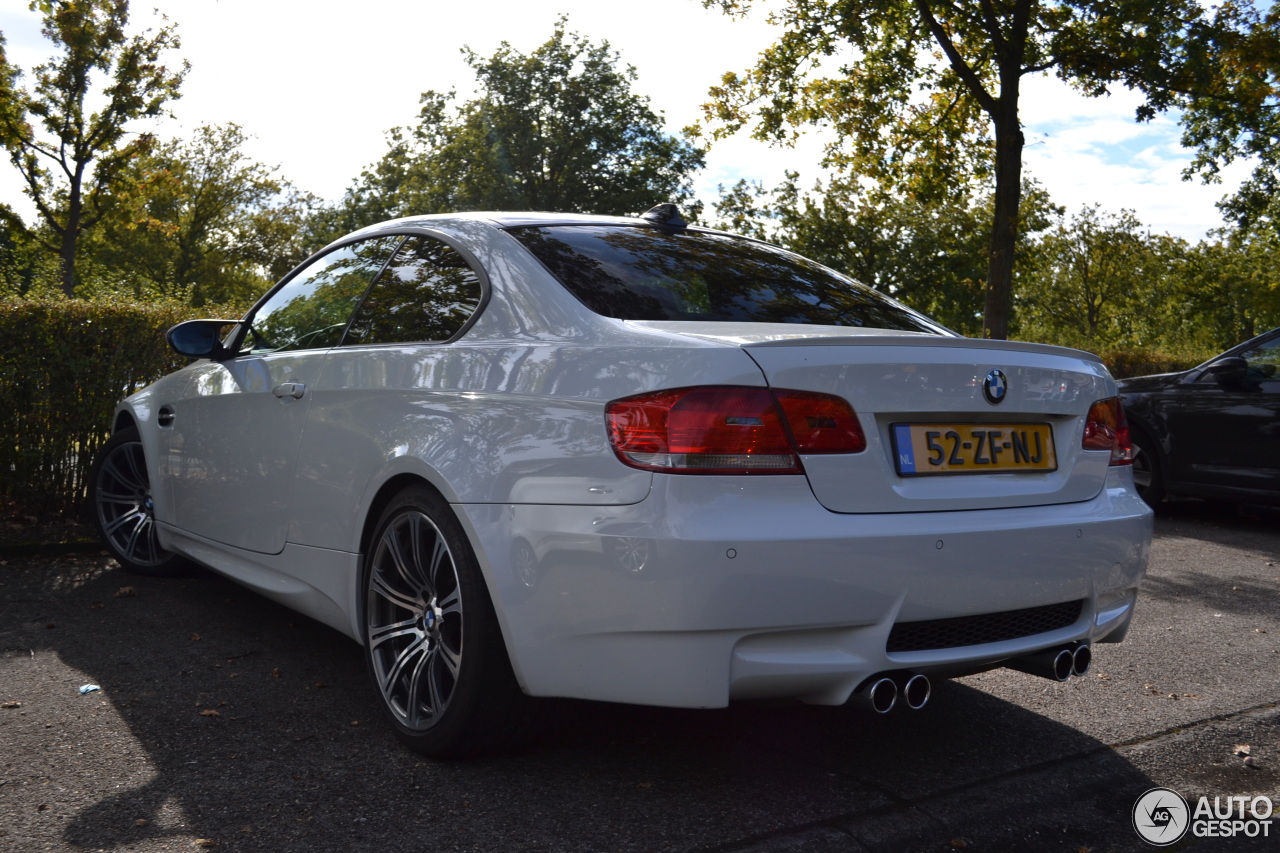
[91,427,186,576]
[363,485,534,756]
[1129,428,1165,507]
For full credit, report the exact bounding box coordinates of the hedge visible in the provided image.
[0,296,212,517]
[0,296,1208,519]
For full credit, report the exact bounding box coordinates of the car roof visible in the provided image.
[359,211,658,231]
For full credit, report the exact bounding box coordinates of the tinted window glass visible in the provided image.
[246,238,400,353]
[1241,336,1279,381]
[510,225,947,334]
[343,236,483,345]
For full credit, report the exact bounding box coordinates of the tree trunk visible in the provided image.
[983,105,1024,340]
[58,169,85,298]
[58,224,78,298]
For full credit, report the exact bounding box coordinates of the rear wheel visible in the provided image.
[91,427,187,576]
[1129,427,1166,507]
[363,485,534,757]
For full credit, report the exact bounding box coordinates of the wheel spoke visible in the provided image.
[103,507,144,538]
[381,636,428,703]
[122,513,154,562]
[426,534,449,593]
[437,640,462,680]
[383,525,412,589]
[438,587,461,617]
[368,616,421,650]
[102,454,141,492]
[426,653,449,716]
[405,646,432,725]
[97,489,139,507]
[122,446,147,488]
[369,570,422,614]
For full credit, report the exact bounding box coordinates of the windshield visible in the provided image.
[509,225,949,334]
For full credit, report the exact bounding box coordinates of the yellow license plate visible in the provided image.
[892,423,1057,475]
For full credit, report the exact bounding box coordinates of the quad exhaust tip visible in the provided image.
[900,673,932,710]
[855,672,931,713]
[1007,643,1091,682]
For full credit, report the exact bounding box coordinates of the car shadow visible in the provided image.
[1,555,1168,853]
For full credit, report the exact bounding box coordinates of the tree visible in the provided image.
[715,174,1058,336]
[1179,3,1280,238]
[1170,228,1280,351]
[1016,206,1175,350]
[700,0,1278,340]
[329,19,705,236]
[88,123,317,305]
[0,0,185,297]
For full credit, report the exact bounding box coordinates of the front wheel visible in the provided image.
[363,485,534,757]
[90,427,187,576]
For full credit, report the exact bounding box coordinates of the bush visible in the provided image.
[1098,348,1206,380]
[0,295,217,517]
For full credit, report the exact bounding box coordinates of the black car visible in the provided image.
[1118,327,1280,507]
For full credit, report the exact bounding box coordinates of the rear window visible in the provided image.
[509,225,948,334]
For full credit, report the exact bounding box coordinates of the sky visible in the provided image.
[0,0,1250,242]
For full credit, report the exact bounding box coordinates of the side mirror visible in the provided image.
[167,319,237,360]
[1201,356,1248,385]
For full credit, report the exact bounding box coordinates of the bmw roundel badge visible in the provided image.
[983,369,1008,405]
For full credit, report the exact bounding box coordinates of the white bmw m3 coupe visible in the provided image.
[92,205,1153,756]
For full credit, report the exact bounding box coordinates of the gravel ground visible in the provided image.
[1,501,1277,853]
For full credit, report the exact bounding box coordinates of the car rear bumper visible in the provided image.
[456,467,1152,708]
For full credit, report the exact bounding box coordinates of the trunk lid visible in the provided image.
[632,323,1117,513]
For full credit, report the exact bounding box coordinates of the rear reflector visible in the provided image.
[605,386,865,474]
[1082,397,1132,466]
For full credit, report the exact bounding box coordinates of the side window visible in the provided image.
[244,237,401,354]
[1241,338,1280,381]
[343,236,483,346]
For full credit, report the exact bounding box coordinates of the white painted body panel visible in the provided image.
[110,212,1153,711]
[457,465,1150,707]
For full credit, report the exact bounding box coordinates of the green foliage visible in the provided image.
[0,294,223,516]
[320,19,706,242]
[1015,206,1176,351]
[715,175,1060,336]
[1098,348,1204,380]
[0,0,186,296]
[85,123,318,305]
[1179,4,1280,234]
[699,0,1280,340]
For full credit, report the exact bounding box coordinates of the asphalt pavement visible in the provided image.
[1,501,1277,853]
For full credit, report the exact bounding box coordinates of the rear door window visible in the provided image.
[343,236,484,345]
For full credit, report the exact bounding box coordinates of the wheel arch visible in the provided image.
[353,474,528,690]
[112,408,138,434]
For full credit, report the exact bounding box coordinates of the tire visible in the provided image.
[1129,427,1166,507]
[90,427,188,576]
[362,485,534,757]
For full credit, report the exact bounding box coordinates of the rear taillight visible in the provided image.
[605,386,865,474]
[1082,397,1132,466]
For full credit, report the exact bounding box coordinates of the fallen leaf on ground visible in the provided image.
[114,586,136,598]
[200,709,221,717]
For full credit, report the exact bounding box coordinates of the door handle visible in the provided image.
[272,382,306,400]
